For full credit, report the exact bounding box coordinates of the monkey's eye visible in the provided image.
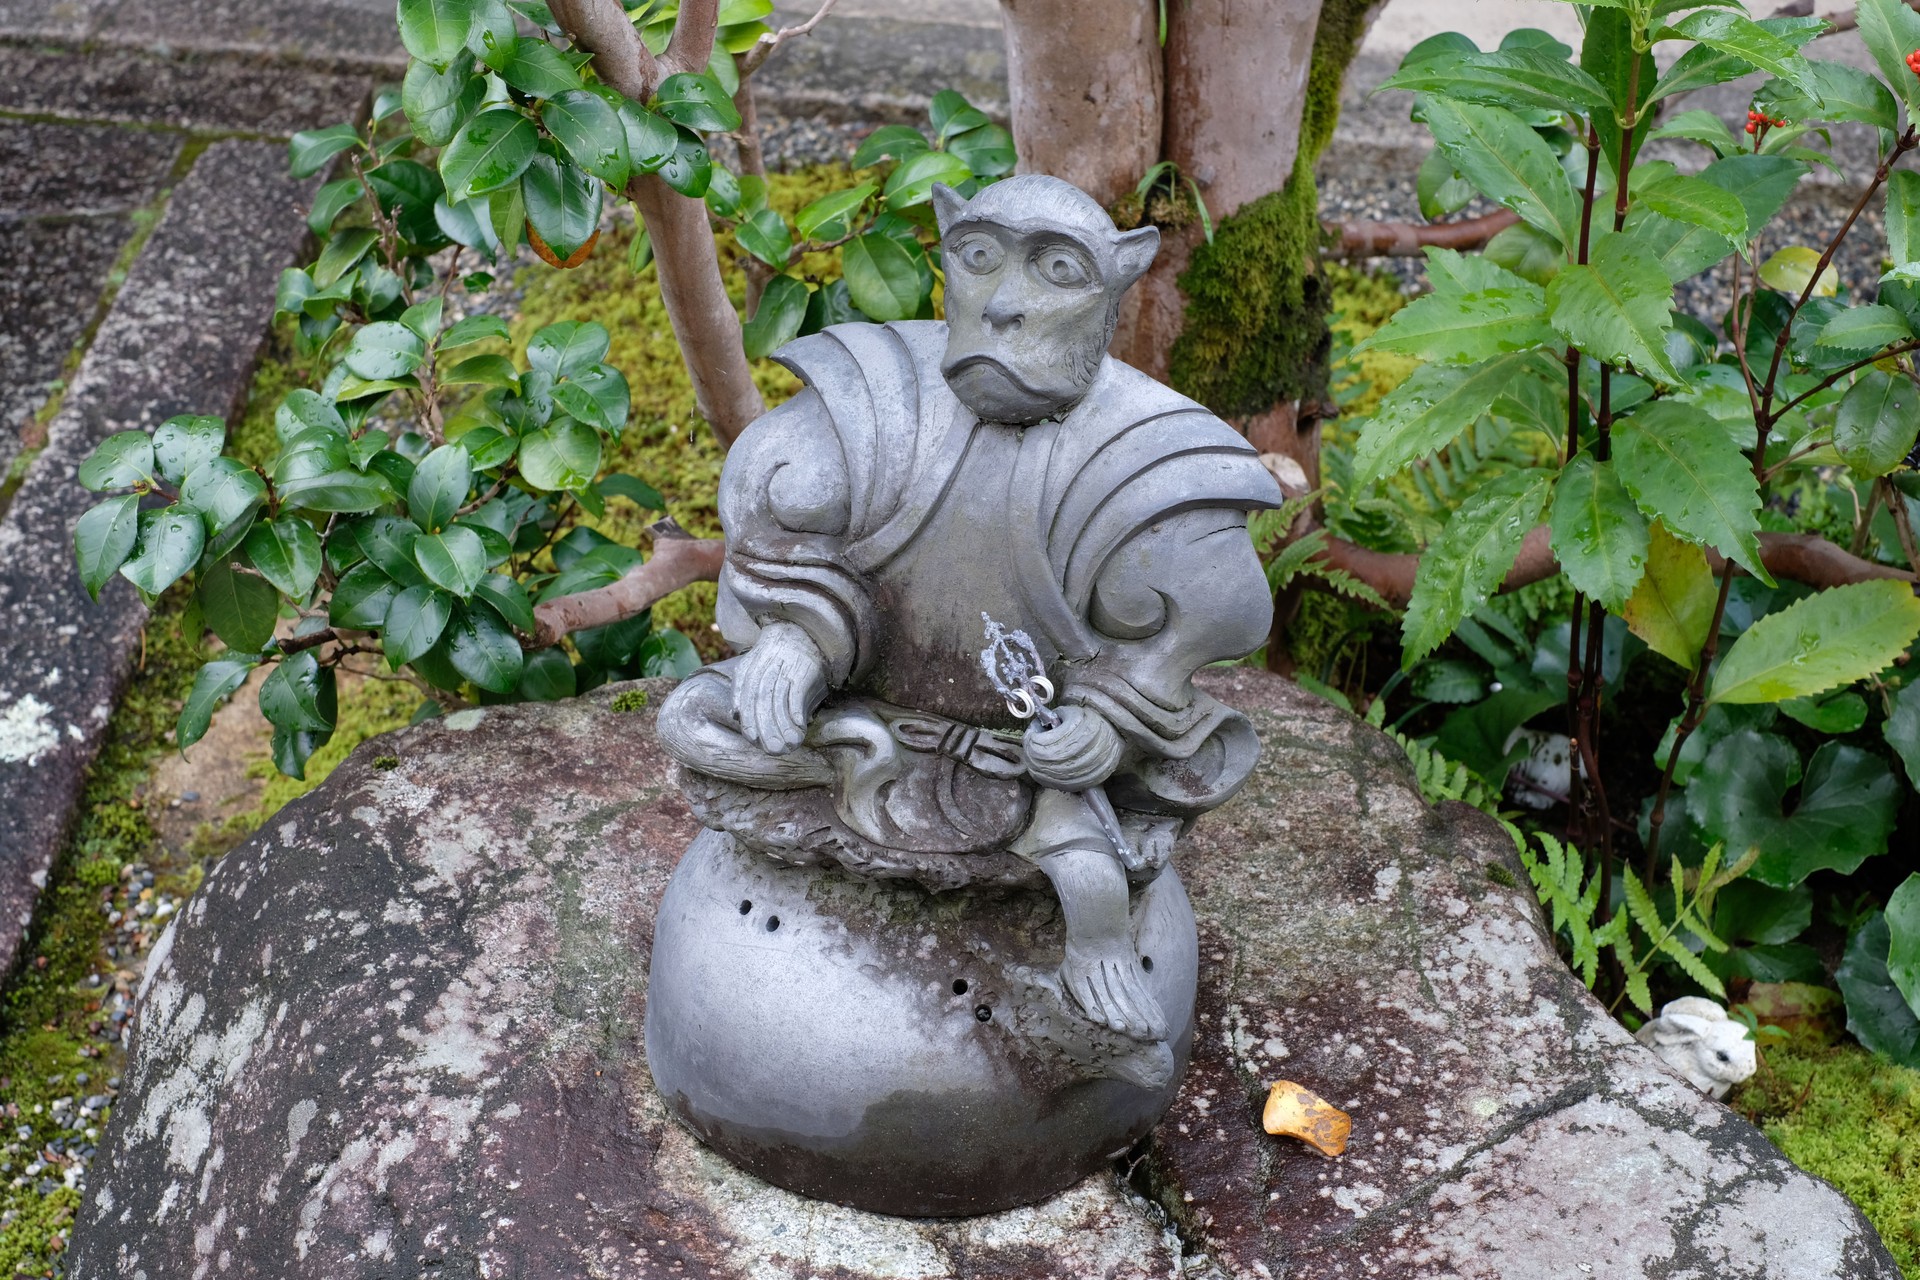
[1034,247,1090,287]
[1716,1051,1731,1063]
[955,234,1003,274]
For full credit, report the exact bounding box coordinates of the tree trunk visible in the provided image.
[999,0,1162,209]
[1115,0,1324,380]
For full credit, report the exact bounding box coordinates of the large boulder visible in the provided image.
[70,670,1899,1279]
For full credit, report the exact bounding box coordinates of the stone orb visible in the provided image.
[645,829,1199,1216]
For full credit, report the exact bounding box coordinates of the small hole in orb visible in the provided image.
[953,979,969,995]
[766,915,781,932]
[1141,955,1154,972]
[974,1005,993,1023]
[738,900,752,915]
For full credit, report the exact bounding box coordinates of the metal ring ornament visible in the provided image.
[1030,675,1055,704]
[1005,688,1038,720]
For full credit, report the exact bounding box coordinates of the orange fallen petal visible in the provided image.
[1262,1081,1351,1157]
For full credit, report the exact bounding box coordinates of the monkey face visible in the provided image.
[940,224,1115,426]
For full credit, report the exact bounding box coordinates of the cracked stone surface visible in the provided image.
[69,670,1898,1278]
[0,139,313,976]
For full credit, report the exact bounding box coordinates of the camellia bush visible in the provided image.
[68,0,1011,779]
[1305,0,1920,1043]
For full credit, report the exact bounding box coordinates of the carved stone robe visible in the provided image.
[660,320,1282,887]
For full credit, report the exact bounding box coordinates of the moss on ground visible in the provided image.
[1732,1037,1920,1275]
[0,589,203,1274]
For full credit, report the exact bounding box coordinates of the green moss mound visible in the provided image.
[1733,1038,1920,1275]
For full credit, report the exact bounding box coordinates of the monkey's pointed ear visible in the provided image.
[932,183,968,238]
[1112,225,1160,289]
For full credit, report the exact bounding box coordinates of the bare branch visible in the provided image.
[549,0,662,98]
[739,0,839,76]
[530,520,727,647]
[662,0,722,76]
[1302,524,1911,611]
[1327,209,1519,259]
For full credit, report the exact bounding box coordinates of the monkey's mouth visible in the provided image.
[942,353,1049,398]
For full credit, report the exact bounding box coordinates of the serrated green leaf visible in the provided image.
[1887,874,1920,1018]
[1402,469,1553,667]
[1622,521,1717,669]
[1858,0,1920,118]
[1379,46,1613,113]
[1818,305,1914,355]
[1549,454,1649,611]
[657,126,713,197]
[1352,351,1551,488]
[1709,579,1920,705]
[1546,233,1685,384]
[1420,96,1580,250]
[1635,173,1748,242]
[1657,10,1818,93]
[1649,14,1823,102]
[1613,400,1766,578]
[74,494,141,601]
[1352,284,1552,365]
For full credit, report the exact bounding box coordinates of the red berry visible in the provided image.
[1745,122,1757,134]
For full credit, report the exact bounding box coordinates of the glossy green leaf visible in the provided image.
[1645,109,1740,157]
[657,127,713,197]
[1780,689,1870,734]
[527,320,610,378]
[288,123,361,179]
[440,314,511,349]
[467,0,519,67]
[735,208,792,268]
[1886,678,1920,785]
[1837,913,1920,1066]
[1817,305,1914,357]
[408,443,472,534]
[1545,233,1685,384]
[447,601,524,692]
[307,177,360,235]
[597,473,664,512]
[259,652,336,743]
[384,584,455,667]
[1420,96,1580,250]
[397,0,475,68]
[1548,454,1649,611]
[543,89,630,184]
[841,232,924,322]
[176,655,256,752]
[275,391,346,445]
[654,71,742,132]
[522,153,603,261]
[517,419,602,491]
[243,519,323,599]
[496,37,584,96]
[198,555,280,655]
[794,185,876,244]
[550,364,630,433]
[74,494,141,601]
[329,562,400,629]
[1613,400,1766,579]
[1649,14,1822,102]
[516,646,576,700]
[120,508,204,596]
[179,457,267,538]
[402,50,485,148]
[640,627,700,677]
[1834,369,1920,475]
[852,125,929,169]
[1417,147,1475,221]
[1351,282,1552,365]
[1709,579,1920,704]
[620,102,679,173]
[1889,874,1920,1018]
[1658,10,1818,92]
[1628,155,1806,284]
[413,525,488,596]
[1401,469,1553,667]
[473,572,535,633]
[443,353,520,389]
[313,226,378,288]
[439,108,539,203]
[1690,732,1900,887]
[344,321,427,380]
[882,149,972,211]
[277,469,398,514]
[1889,170,1920,268]
[742,273,809,360]
[79,431,155,491]
[351,515,427,586]
[1760,58,1899,134]
[1351,351,1550,488]
[947,123,1016,178]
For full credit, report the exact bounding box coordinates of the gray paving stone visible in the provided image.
[0,217,134,471]
[0,44,373,137]
[0,0,114,43]
[93,0,405,73]
[752,12,1007,124]
[0,139,313,977]
[0,120,180,216]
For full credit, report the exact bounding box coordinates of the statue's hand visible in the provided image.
[1023,706,1123,791]
[732,621,829,755]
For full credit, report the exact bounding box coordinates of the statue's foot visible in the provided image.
[1059,940,1168,1043]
